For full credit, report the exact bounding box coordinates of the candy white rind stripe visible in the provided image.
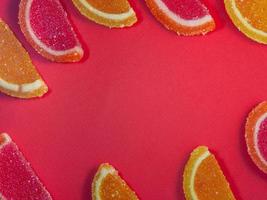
[0,78,44,93]
[190,150,210,200]
[254,112,267,166]
[21,79,44,92]
[25,0,82,56]
[230,0,267,37]
[77,0,135,20]
[0,78,19,91]
[94,166,117,200]
[154,0,213,27]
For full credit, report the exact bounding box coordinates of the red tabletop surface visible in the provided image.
[1,0,267,199]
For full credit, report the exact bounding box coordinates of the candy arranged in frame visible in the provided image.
[19,0,84,62]
[246,101,267,173]
[225,0,267,44]
[0,19,47,98]
[92,163,139,200]
[145,0,215,35]
[0,133,52,199]
[72,0,137,28]
[183,146,236,200]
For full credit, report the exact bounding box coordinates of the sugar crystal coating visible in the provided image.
[92,164,139,200]
[19,0,84,62]
[72,0,137,28]
[82,0,130,13]
[183,146,236,200]
[163,0,209,20]
[257,117,267,161]
[194,155,236,200]
[245,101,267,173]
[30,0,78,51]
[0,19,47,98]
[100,174,138,200]
[0,135,52,199]
[235,0,267,32]
[0,21,40,84]
[145,0,215,36]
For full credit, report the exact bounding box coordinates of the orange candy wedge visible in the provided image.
[72,0,137,28]
[225,0,267,44]
[0,19,47,98]
[92,163,139,200]
[183,146,236,200]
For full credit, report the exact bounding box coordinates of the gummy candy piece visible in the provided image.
[92,163,139,200]
[246,101,267,173]
[183,146,236,200]
[225,0,267,44]
[72,0,137,28]
[0,19,47,98]
[145,0,215,35]
[0,133,52,199]
[19,0,84,62]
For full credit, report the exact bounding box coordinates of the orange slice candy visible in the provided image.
[92,163,139,200]
[0,19,47,98]
[72,0,137,28]
[183,146,236,200]
[225,0,267,44]
[145,0,215,35]
[19,0,84,62]
[245,101,267,173]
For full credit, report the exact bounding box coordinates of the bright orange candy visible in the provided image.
[225,0,267,44]
[92,163,139,200]
[0,19,47,98]
[183,146,236,200]
[72,0,137,28]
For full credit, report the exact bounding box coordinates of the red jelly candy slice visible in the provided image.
[0,133,52,199]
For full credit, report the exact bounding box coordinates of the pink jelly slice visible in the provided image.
[162,0,209,20]
[30,0,78,51]
[0,134,52,200]
[257,117,267,162]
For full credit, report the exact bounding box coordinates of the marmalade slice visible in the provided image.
[19,0,84,62]
[145,0,215,35]
[82,0,131,13]
[235,0,267,32]
[246,101,267,174]
[183,146,236,200]
[0,19,47,98]
[225,0,267,43]
[72,0,137,28]
[0,133,52,199]
[195,154,236,200]
[92,163,139,200]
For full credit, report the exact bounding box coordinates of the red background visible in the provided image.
[1,0,267,199]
